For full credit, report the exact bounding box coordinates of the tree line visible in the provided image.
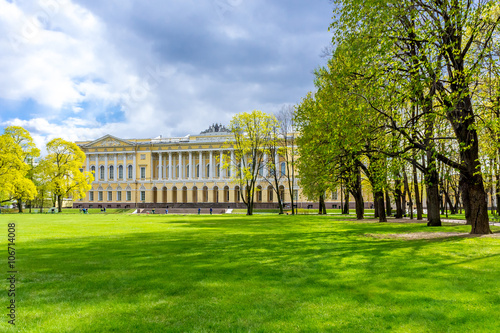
[0,126,93,212]
[294,0,500,234]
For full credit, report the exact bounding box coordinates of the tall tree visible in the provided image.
[42,138,93,212]
[228,110,277,215]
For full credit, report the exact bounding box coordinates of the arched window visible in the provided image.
[280,162,286,176]
[109,165,114,180]
[203,186,208,202]
[256,186,262,202]
[224,186,229,202]
[118,165,123,179]
[192,186,198,203]
[91,165,96,175]
[99,166,105,180]
[213,186,219,203]
[258,165,264,177]
[128,165,133,179]
[235,186,240,202]
[268,186,274,202]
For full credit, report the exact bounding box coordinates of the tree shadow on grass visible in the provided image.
[17,218,500,332]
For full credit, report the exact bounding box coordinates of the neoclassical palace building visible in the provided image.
[74,125,324,210]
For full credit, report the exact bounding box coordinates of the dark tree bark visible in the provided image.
[394,175,403,219]
[373,190,379,218]
[375,190,386,222]
[342,190,350,214]
[17,199,23,213]
[351,165,364,219]
[403,171,413,219]
[413,163,423,220]
[57,195,63,213]
[385,190,392,216]
[318,194,326,215]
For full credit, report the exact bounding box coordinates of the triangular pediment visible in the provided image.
[82,134,135,148]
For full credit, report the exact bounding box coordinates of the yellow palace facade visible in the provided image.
[74,125,318,210]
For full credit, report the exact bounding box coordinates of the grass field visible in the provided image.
[1,214,499,332]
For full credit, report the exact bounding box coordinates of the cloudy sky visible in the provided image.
[0,0,333,150]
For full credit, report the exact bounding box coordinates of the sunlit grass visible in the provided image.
[1,214,499,332]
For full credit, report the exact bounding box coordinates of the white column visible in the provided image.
[151,153,155,180]
[168,152,172,180]
[189,151,193,180]
[178,152,182,179]
[199,151,203,179]
[275,153,279,175]
[159,152,163,181]
[86,153,90,173]
[104,155,108,181]
[263,153,268,177]
[219,150,223,179]
[209,151,213,179]
[133,154,136,181]
[231,150,235,178]
[114,154,117,180]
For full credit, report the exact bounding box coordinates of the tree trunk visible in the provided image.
[403,171,413,219]
[425,166,441,226]
[385,190,392,216]
[352,166,364,219]
[394,176,403,218]
[17,199,23,213]
[318,194,325,215]
[57,195,63,213]
[375,190,386,222]
[373,190,379,218]
[460,174,491,234]
[342,190,349,214]
[413,160,423,220]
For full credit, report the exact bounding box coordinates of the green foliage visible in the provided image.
[227,110,278,215]
[41,138,94,211]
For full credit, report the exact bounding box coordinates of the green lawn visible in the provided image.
[1,214,499,332]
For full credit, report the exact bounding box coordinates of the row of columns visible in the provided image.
[156,150,236,181]
[86,153,136,182]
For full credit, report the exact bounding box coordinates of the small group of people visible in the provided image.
[79,208,89,214]
[198,208,213,215]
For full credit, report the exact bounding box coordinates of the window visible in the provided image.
[126,191,131,201]
[79,168,83,173]
[98,191,103,201]
[117,191,122,201]
[99,166,105,180]
[140,167,146,179]
[91,166,96,175]
[293,190,298,201]
[108,191,112,201]
[140,191,146,201]
[118,165,123,179]
[196,164,200,177]
[216,164,220,177]
[186,165,190,178]
[128,165,133,179]
[89,191,94,201]
[206,164,210,178]
[109,166,114,180]
[332,190,338,200]
[280,162,286,176]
